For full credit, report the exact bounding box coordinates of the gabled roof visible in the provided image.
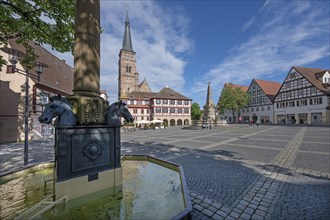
[128,91,157,100]
[293,66,330,94]
[254,79,281,102]
[153,86,192,100]
[9,39,74,96]
[137,79,152,93]
[224,83,249,92]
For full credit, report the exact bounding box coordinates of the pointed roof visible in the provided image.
[122,11,134,52]
[292,66,330,94]
[137,78,152,93]
[153,86,191,100]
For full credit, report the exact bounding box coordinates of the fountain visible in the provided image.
[0,1,192,219]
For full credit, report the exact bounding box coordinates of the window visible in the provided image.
[141,109,144,114]
[126,64,131,73]
[6,65,15,73]
[177,100,182,105]
[289,101,295,107]
[256,107,259,111]
[296,101,299,106]
[251,108,254,112]
[133,109,137,114]
[184,100,189,105]
[163,100,168,104]
[170,100,175,105]
[242,109,245,112]
[178,108,183,113]
[156,108,161,113]
[162,108,168,113]
[297,78,302,86]
[267,106,270,110]
[311,87,316,93]
[184,108,189,113]
[141,117,144,120]
[170,108,175,113]
[156,100,161,104]
[261,106,264,111]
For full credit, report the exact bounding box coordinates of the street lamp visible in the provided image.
[0,47,48,165]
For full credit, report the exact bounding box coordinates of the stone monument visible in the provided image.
[39,0,133,201]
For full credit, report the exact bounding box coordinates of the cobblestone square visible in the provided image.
[1,125,329,219]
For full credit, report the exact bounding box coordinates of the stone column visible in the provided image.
[69,0,107,124]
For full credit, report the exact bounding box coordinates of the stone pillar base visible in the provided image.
[68,95,108,125]
[55,167,122,201]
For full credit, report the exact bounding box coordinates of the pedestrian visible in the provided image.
[256,120,259,127]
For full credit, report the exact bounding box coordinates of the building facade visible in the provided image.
[240,79,281,124]
[118,13,192,126]
[0,39,74,143]
[273,66,330,125]
[151,87,192,126]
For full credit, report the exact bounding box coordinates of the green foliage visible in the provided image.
[191,102,202,121]
[217,83,250,114]
[0,0,74,69]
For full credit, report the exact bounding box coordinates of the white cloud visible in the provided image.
[46,1,193,103]
[99,1,192,102]
[242,16,255,31]
[192,0,330,103]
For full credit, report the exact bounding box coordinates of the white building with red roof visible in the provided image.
[240,79,281,124]
[273,66,330,125]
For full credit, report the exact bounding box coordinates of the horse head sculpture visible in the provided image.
[105,100,134,126]
[38,95,76,126]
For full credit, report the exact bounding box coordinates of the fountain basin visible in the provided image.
[0,155,192,220]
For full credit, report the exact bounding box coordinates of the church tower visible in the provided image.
[118,11,138,100]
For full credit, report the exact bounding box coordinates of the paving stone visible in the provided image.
[232,207,243,214]
[216,210,228,218]
[258,205,268,212]
[244,207,254,215]
[251,213,264,220]
[200,202,210,208]
[220,206,231,214]
[247,203,257,209]
[211,202,222,209]
[204,198,213,205]
[193,204,203,212]
[211,214,222,220]
[196,195,204,200]
[236,203,246,211]
[240,213,251,220]
[229,211,240,219]
[208,206,218,213]
[202,209,214,217]
[194,198,202,204]
[255,209,266,217]
[190,192,197,197]
[239,200,249,206]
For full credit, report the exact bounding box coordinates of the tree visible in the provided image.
[217,83,250,123]
[0,0,74,69]
[191,102,202,121]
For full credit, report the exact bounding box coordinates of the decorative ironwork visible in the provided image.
[82,142,103,161]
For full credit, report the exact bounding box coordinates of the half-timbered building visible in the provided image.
[273,66,330,125]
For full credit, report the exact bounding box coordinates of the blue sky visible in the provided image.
[51,0,330,108]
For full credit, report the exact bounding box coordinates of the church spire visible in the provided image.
[122,10,134,52]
